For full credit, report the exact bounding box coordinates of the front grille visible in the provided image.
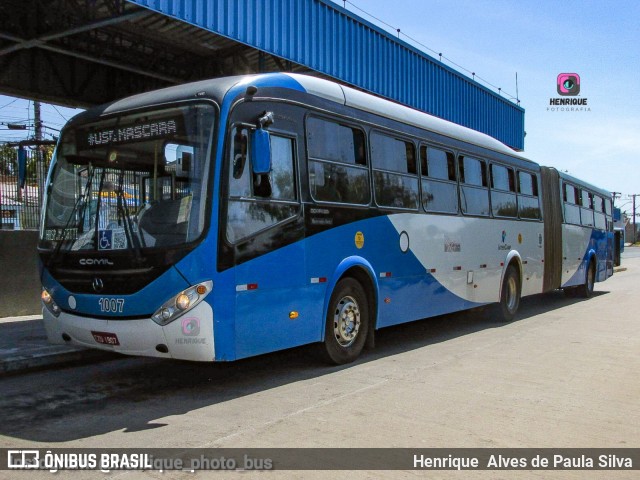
[54,266,160,294]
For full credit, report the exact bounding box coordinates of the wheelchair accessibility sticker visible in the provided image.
[98,229,127,250]
[98,230,113,250]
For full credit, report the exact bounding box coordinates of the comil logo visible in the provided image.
[557,73,580,96]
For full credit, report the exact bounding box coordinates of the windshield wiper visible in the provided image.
[49,166,96,264]
[115,169,144,262]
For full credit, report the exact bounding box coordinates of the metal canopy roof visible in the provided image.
[0,0,313,107]
[0,0,525,149]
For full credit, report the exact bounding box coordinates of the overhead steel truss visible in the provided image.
[0,0,310,107]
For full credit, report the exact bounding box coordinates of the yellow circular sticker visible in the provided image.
[355,231,365,249]
[518,233,523,244]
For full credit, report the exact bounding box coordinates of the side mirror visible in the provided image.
[251,129,271,174]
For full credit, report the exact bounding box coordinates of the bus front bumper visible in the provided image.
[42,301,215,362]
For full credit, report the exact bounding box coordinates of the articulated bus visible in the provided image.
[39,73,614,364]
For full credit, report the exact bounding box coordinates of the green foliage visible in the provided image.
[0,144,17,175]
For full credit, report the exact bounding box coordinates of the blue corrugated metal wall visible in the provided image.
[127,0,525,150]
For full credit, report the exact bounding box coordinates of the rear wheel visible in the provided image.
[319,278,369,365]
[497,265,521,322]
[575,259,596,298]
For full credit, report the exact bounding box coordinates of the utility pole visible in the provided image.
[612,192,621,204]
[633,194,638,244]
[34,101,44,209]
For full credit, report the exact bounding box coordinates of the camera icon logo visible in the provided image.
[7,450,40,469]
[181,317,200,336]
[557,73,580,96]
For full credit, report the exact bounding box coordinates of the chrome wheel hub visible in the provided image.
[333,296,361,347]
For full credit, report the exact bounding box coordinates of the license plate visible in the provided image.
[91,331,120,346]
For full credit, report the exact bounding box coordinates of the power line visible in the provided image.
[50,104,71,122]
[0,98,20,110]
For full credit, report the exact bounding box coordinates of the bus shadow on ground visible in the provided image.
[0,289,608,443]
[360,289,609,362]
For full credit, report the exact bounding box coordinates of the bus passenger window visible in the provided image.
[420,145,428,176]
[491,164,514,191]
[517,171,541,220]
[421,146,458,214]
[306,116,370,205]
[459,155,489,216]
[371,132,418,209]
[593,196,604,213]
[580,189,594,227]
[406,143,417,174]
[353,130,367,166]
[307,117,364,165]
[563,183,581,225]
[490,164,517,218]
[594,195,606,230]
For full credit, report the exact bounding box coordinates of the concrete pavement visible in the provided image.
[0,315,116,375]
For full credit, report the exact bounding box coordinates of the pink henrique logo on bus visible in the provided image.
[181,317,200,336]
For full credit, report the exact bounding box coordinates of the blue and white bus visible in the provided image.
[39,73,614,364]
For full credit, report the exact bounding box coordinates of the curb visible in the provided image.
[0,348,118,376]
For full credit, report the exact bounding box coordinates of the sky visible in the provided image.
[342,0,640,213]
[1,0,639,213]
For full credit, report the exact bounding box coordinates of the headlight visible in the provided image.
[176,293,191,310]
[152,281,212,326]
[42,288,61,317]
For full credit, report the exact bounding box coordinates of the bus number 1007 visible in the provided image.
[98,298,125,313]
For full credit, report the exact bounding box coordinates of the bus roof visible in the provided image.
[68,73,533,165]
[283,73,533,164]
[556,169,612,198]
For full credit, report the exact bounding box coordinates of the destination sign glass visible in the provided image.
[77,117,185,150]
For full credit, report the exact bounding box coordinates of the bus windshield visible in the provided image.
[40,103,216,254]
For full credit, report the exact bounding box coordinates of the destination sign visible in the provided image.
[78,117,184,149]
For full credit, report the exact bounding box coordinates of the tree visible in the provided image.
[0,144,17,176]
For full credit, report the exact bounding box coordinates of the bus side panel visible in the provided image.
[210,267,239,361]
[304,214,467,330]
[232,239,324,359]
[388,213,545,303]
[306,213,545,330]
[561,226,609,287]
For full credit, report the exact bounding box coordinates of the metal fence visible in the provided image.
[0,145,51,230]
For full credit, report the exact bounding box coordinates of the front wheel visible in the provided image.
[497,265,521,322]
[319,278,369,365]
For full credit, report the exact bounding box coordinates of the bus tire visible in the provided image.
[575,259,596,298]
[320,278,369,365]
[497,264,521,322]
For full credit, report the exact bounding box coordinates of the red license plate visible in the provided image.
[91,331,120,346]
